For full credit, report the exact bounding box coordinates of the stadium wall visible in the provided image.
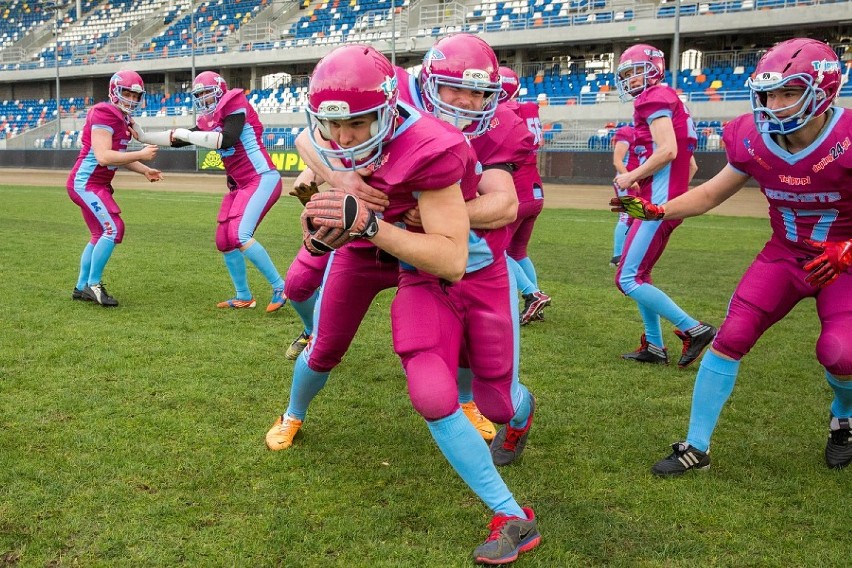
[0,150,732,185]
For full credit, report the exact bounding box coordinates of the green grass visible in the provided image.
[0,183,846,567]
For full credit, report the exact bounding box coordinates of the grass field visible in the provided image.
[1,182,847,567]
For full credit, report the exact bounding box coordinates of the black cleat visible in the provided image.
[674,323,717,368]
[81,283,119,307]
[520,291,551,325]
[609,255,621,268]
[72,287,89,301]
[651,442,711,477]
[622,334,668,364]
[825,416,852,469]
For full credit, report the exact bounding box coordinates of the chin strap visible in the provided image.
[172,127,223,149]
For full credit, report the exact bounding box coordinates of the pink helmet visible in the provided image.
[419,33,501,135]
[498,66,521,102]
[191,71,228,115]
[615,44,665,101]
[108,70,145,114]
[306,44,399,171]
[747,38,842,134]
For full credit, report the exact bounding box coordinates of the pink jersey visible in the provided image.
[392,66,510,270]
[724,108,852,262]
[196,89,276,187]
[632,84,697,204]
[503,100,543,203]
[68,102,131,190]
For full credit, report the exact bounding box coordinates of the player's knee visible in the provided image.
[304,342,342,373]
[215,228,237,252]
[817,331,852,376]
[405,353,457,420]
[472,381,515,424]
[712,323,755,361]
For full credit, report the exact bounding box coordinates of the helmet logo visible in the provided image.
[754,71,782,85]
[463,69,490,81]
[424,47,445,62]
[812,60,840,73]
[380,76,397,100]
[318,101,350,116]
[643,48,664,58]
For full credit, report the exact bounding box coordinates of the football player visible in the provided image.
[496,66,552,323]
[68,70,162,307]
[269,44,541,565]
[612,44,716,367]
[134,71,286,313]
[612,38,852,473]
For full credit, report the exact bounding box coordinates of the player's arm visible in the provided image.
[612,141,629,175]
[123,160,163,182]
[370,184,469,282]
[92,127,158,167]
[688,155,698,183]
[295,128,389,211]
[468,166,519,229]
[614,116,676,190]
[612,165,750,220]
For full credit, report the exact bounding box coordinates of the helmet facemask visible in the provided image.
[748,72,827,135]
[616,61,660,102]
[422,71,501,136]
[192,85,223,116]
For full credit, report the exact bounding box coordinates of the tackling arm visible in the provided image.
[370,185,469,282]
[467,167,519,229]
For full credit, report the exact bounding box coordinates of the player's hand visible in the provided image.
[289,181,320,206]
[803,238,852,288]
[137,144,159,162]
[609,195,665,220]
[145,168,163,183]
[402,206,422,227]
[613,172,637,191]
[329,170,389,212]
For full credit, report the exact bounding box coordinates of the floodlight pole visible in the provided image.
[190,0,196,121]
[47,3,65,143]
[671,0,681,90]
[390,0,396,65]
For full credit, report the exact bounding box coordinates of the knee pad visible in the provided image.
[405,352,458,421]
[712,319,758,361]
[471,380,515,424]
[215,221,238,252]
[817,330,852,376]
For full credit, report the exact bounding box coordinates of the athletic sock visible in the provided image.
[427,409,524,517]
[629,283,700,339]
[285,355,330,421]
[686,351,740,452]
[87,238,115,285]
[827,371,852,418]
[516,257,539,288]
[223,249,251,300]
[291,290,318,335]
[508,257,537,295]
[242,241,284,289]
[76,242,94,290]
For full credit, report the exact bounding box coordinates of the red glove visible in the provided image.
[803,238,852,288]
[609,195,665,221]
